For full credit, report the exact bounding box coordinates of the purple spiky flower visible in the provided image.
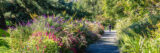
[42,14,48,18]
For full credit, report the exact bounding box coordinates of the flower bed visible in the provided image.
[1,15,104,53]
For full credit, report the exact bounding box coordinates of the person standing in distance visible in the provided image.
[109,24,112,32]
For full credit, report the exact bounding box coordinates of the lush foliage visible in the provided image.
[0,0,105,53]
[0,0,104,27]
[1,0,160,53]
[0,16,104,53]
[110,0,160,53]
[102,0,160,27]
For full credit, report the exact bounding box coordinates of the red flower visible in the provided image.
[43,50,45,53]
[59,42,63,46]
[52,33,55,39]
[49,33,52,39]
[53,37,58,42]
[27,48,30,50]
[44,46,47,48]
[36,45,39,51]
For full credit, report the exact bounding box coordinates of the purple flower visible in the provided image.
[62,20,66,23]
[57,21,61,24]
[60,18,63,22]
[45,22,50,27]
[48,23,50,27]
[70,21,72,24]
[19,22,25,26]
[79,19,82,22]
[50,26,55,29]
[9,26,15,29]
[26,21,31,26]
[55,27,62,31]
[54,17,59,22]
[38,16,41,18]
[52,15,54,18]
[42,14,48,18]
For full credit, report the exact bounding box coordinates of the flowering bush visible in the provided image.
[23,32,61,53]
[5,15,104,53]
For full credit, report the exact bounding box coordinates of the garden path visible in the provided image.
[86,30,119,53]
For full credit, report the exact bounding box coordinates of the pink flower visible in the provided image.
[53,32,55,35]
[36,45,39,51]
[37,32,42,36]
[49,33,52,39]
[55,38,58,41]
[44,46,47,48]
[39,39,42,44]
[52,32,55,39]
[53,37,57,41]
[57,38,60,41]
[52,35,57,41]
[59,42,63,46]
[43,50,45,53]
[43,46,46,53]
[46,32,48,36]
[32,33,36,36]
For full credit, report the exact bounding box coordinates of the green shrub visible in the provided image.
[0,29,11,53]
[0,29,10,37]
[116,12,160,53]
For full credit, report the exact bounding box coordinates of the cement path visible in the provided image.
[86,30,119,53]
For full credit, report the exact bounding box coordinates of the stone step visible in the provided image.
[95,42,117,45]
[96,40,117,45]
[104,32,116,35]
[100,37,117,42]
[97,40,117,43]
[102,32,116,35]
[101,36,116,39]
[101,35,116,37]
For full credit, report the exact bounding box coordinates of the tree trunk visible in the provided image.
[0,14,7,30]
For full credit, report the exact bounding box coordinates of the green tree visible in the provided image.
[0,1,7,30]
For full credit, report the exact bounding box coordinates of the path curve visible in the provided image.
[86,30,119,53]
